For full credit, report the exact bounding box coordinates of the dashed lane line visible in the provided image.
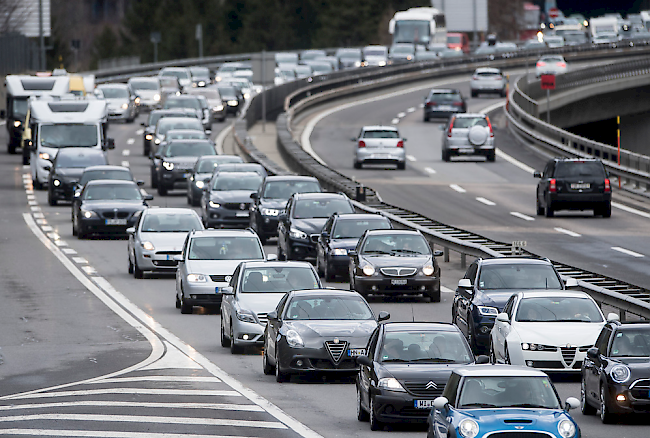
[122,149,131,156]
[121,161,130,167]
[406,155,416,162]
[449,184,466,193]
[126,139,135,145]
[135,129,144,135]
[554,227,582,237]
[391,118,400,125]
[476,197,496,206]
[510,212,535,221]
[396,112,406,118]
[611,247,644,258]
[72,257,88,264]
[424,167,436,174]
[407,107,416,113]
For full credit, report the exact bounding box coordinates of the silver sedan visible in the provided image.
[535,55,568,77]
[127,207,204,278]
[353,126,406,170]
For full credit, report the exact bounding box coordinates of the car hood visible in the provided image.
[82,200,145,210]
[54,168,85,179]
[236,293,286,315]
[185,259,262,276]
[136,90,159,99]
[382,362,470,381]
[461,408,571,428]
[163,156,199,167]
[195,172,213,182]
[210,190,255,203]
[105,97,129,107]
[512,322,605,346]
[474,290,519,310]
[330,238,359,250]
[292,218,327,235]
[260,199,289,210]
[360,255,431,268]
[139,232,189,251]
[286,320,377,339]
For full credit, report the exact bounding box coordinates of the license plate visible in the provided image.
[438,105,453,111]
[414,400,436,409]
[105,219,127,225]
[391,279,407,286]
[183,173,191,178]
[571,183,590,189]
[236,212,249,217]
[458,148,474,154]
[348,348,366,357]
[372,154,390,159]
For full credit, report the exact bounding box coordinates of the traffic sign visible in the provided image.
[548,7,560,19]
[541,74,556,90]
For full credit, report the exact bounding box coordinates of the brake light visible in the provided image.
[447,117,455,137]
[426,101,437,107]
[472,75,479,80]
[486,116,494,138]
[604,178,611,193]
[557,62,566,68]
[537,61,546,67]
[549,178,557,193]
[453,101,463,107]
[358,140,366,148]
[396,140,404,148]
[494,75,503,80]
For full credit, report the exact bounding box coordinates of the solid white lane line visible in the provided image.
[554,227,581,237]
[406,155,416,162]
[450,184,466,193]
[0,414,286,429]
[495,148,536,174]
[95,376,221,384]
[397,112,406,118]
[407,107,416,113]
[126,138,135,145]
[476,197,496,206]
[611,247,644,258]
[424,167,436,174]
[136,128,144,135]
[510,212,535,221]
[391,118,400,125]
[215,123,233,155]
[122,149,131,156]
[0,401,263,412]
[121,161,130,167]
[611,201,650,219]
[72,257,88,264]
[7,388,241,400]
[0,431,259,438]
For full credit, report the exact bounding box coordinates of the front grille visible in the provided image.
[257,313,268,325]
[189,294,220,302]
[325,340,348,364]
[209,274,232,282]
[528,360,565,369]
[486,433,552,438]
[560,347,576,364]
[223,202,250,211]
[310,358,357,370]
[402,381,446,397]
[152,260,177,267]
[380,267,418,277]
[101,211,130,219]
[156,250,182,255]
[631,379,650,389]
[578,345,592,352]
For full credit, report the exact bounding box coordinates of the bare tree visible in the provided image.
[0,0,33,34]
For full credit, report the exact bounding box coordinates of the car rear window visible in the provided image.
[554,161,606,178]
[363,130,399,139]
[477,71,501,77]
[429,93,462,102]
[452,117,488,129]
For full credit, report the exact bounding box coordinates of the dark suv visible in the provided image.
[423,89,467,121]
[535,158,612,218]
[453,257,575,354]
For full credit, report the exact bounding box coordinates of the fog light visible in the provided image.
[371,285,378,291]
[296,360,303,367]
[616,394,626,402]
[526,361,534,367]
[191,295,196,299]
[242,334,249,340]
[480,326,490,334]
[420,285,426,291]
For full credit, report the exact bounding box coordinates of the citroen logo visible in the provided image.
[333,338,340,344]
[240,203,246,210]
[425,381,438,390]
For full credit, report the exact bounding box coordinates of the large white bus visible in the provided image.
[389,7,447,49]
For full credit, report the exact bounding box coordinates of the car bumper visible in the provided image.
[354,276,438,295]
[257,215,280,237]
[181,281,226,306]
[225,103,240,114]
[606,384,650,414]
[159,170,192,188]
[356,149,405,165]
[444,144,494,156]
[135,248,181,271]
[79,217,138,235]
[231,319,265,345]
[287,238,316,259]
[515,349,586,372]
[424,107,465,118]
[205,208,250,228]
[548,193,611,210]
[372,391,435,423]
[327,254,350,273]
[50,183,76,201]
[470,82,505,92]
[108,108,131,120]
[277,342,364,374]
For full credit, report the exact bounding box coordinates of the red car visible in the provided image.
[447,32,470,54]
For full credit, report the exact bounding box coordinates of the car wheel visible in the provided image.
[157,184,167,196]
[471,90,478,98]
[143,145,150,156]
[369,396,383,431]
[536,197,545,216]
[220,318,231,347]
[191,194,201,207]
[275,348,289,383]
[324,260,336,282]
[48,191,57,206]
[316,255,324,277]
[504,343,511,365]
[426,287,441,303]
[600,384,616,423]
[230,321,243,354]
[8,140,16,154]
[581,375,597,415]
[423,114,430,122]
[277,241,286,261]
[179,290,193,314]
[32,175,44,190]
[468,323,479,354]
[353,161,362,169]
[133,261,144,279]
[441,149,450,162]
[357,385,369,422]
[175,293,181,309]
[397,162,406,170]
[486,150,495,162]
[599,201,611,218]
[128,253,134,274]
[72,217,78,236]
[545,196,554,217]
[262,340,275,375]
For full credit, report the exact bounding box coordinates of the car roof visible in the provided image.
[455,364,549,377]
[128,77,158,82]
[165,139,213,145]
[55,148,104,157]
[335,213,389,221]
[518,290,591,299]
[383,322,460,332]
[365,229,421,236]
[215,171,261,178]
[615,322,650,330]
[553,157,602,163]
[240,261,315,269]
[189,229,257,238]
[293,192,347,200]
[158,117,202,125]
[362,125,398,131]
[85,179,137,187]
[144,207,199,216]
[453,113,487,118]
[264,175,319,182]
[289,289,361,297]
[98,83,129,89]
[429,88,461,94]
[474,67,502,73]
[82,165,131,172]
[479,257,552,265]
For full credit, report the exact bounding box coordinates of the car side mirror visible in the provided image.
[278,213,287,222]
[221,286,234,295]
[433,250,443,257]
[104,138,115,150]
[141,122,146,126]
[565,397,580,411]
[348,250,357,257]
[250,192,258,199]
[355,355,372,367]
[143,194,154,201]
[458,278,472,289]
[267,254,278,261]
[267,311,278,321]
[173,254,184,262]
[136,180,145,186]
[475,355,490,364]
[496,312,510,323]
[564,278,578,288]
[433,397,449,410]
[126,227,135,235]
[321,231,329,239]
[606,313,620,323]
[377,310,390,322]
[533,171,542,178]
[586,347,599,361]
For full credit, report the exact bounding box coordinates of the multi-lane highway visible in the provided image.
[1,65,650,438]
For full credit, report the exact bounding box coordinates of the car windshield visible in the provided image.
[163,141,215,158]
[294,66,312,75]
[161,70,190,80]
[158,120,202,135]
[364,49,386,57]
[212,173,263,191]
[13,98,28,119]
[262,180,321,200]
[164,98,201,110]
[363,130,399,139]
[477,264,562,290]
[477,71,501,77]
[554,161,606,178]
[130,80,158,90]
[100,87,129,98]
[452,117,488,129]
[392,45,414,54]
[192,89,221,100]
[541,56,564,63]
[611,329,650,357]
[79,169,132,186]
[40,124,98,148]
[83,184,141,201]
[458,376,561,409]
[197,156,242,172]
[160,77,179,88]
[167,131,206,140]
[516,297,603,323]
[217,86,237,98]
[429,93,462,102]
[380,331,473,363]
[361,234,430,255]
[187,236,263,260]
[141,213,202,232]
[285,295,373,320]
[447,35,462,44]
[56,152,105,168]
[293,198,354,219]
[339,51,361,60]
[190,67,210,77]
[276,53,298,63]
[332,219,391,239]
[241,266,319,293]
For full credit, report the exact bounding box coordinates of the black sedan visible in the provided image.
[217,85,244,115]
[141,109,198,156]
[72,180,153,239]
[151,139,216,196]
[201,171,263,228]
[48,148,107,206]
[349,229,443,302]
[423,88,467,121]
[186,155,243,206]
[250,175,322,244]
[582,320,650,423]
[262,289,389,382]
[356,322,483,430]
[316,213,392,281]
[72,165,143,213]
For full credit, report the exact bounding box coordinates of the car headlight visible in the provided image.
[153,94,161,101]
[134,97,141,105]
[611,364,631,383]
[13,120,21,128]
[354,61,361,67]
[261,208,279,216]
[227,100,238,106]
[52,179,61,187]
[81,209,97,219]
[195,180,204,189]
[121,103,129,110]
[289,227,308,240]
[477,306,499,316]
[362,264,375,276]
[558,419,576,438]
[215,76,222,82]
[378,377,406,392]
[187,273,208,283]
[145,134,153,140]
[154,138,161,144]
[162,161,174,171]
[458,419,479,438]
[422,264,435,276]
[378,61,386,66]
[286,329,304,348]
[39,152,51,161]
[332,248,348,256]
[141,241,155,251]
[209,200,221,208]
[236,308,257,323]
[214,105,224,111]
[74,190,81,198]
[244,93,250,99]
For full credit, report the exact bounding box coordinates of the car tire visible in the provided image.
[230,322,243,354]
[486,150,496,162]
[143,145,150,156]
[275,349,288,383]
[545,197,554,218]
[179,290,193,314]
[48,192,57,206]
[22,153,29,165]
[8,141,16,154]
[191,194,201,207]
[220,318,231,347]
[426,288,441,303]
[441,149,450,162]
[600,384,616,423]
[581,376,597,415]
[32,175,44,190]
[369,396,383,431]
[128,254,134,274]
[316,255,324,277]
[324,260,336,282]
[423,114,429,122]
[72,217,78,236]
[489,340,497,364]
[133,261,144,279]
[357,386,369,422]
[471,90,478,98]
[151,170,158,189]
[504,343,512,365]
[157,184,167,196]
[277,241,286,261]
[353,161,362,169]
[536,198,545,216]
[397,162,406,170]
[263,341,275,375]
[597,201,611,218]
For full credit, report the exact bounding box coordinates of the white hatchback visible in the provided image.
[535,55,568,77]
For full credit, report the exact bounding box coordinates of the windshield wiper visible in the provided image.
[461,403,498,408]
[380,358,410,363]
[409,358,459,363]
[391,249,423,255]
[363,250,392,255]
[509,404,552,409]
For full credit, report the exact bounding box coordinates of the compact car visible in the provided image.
[152,139,217,196]
[97,83,137,123]
[536,55,568,77]
[423,89,467,121]
[162,95,211,130]
[441,114,495,162]
[353,126,406,170]
[127,77,161,110]
[469,67,507,97]
[141,109,198,156]
[186,155,244,206]
[201,171,264,228]
[151,116,205,163]
[48,148,107,205]
[158,66,192,90]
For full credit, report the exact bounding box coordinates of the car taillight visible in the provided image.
[447,118,455,137]
[426,101,436,107]
[486,116,494,137]
[537,61,546,67]
[604,178,611,193]
[494,75,503,80]
[472,75,479,80]
[396,140,404,148]
[453,101,463,107]
[557,62,566,68]
[358,140,366,148]
[549,178,557,193]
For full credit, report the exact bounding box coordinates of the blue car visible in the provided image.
[428,365,581,438]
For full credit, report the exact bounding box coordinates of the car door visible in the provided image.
[278,197,293,254]
[222,265,241,335]
[129,211,145,260]
[176,235,191,297]
[359,326,381,410]
[317,217,334,268]
[538,161,554,207]
[586,326,612,402]
[454,263,478,337]
[494,295,517,361]
[266,294,289,363]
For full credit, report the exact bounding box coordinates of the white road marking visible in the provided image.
[419,103,425,108]
[81,266,97,275]
[25,190,33,194]
[0,431,260,438]
[36,219,46,225]
[407,107,416,113]
[72,257,88,264]
[476,197,496,206]
[121,160,130,167]
[6,388,241,400]
[391,118,400,125]
[611,201,650,219]
[126,138,135,145]
[441,285,454,293]
[406,155,416,162]
[33,212,44,218]
[61,248,77,255]
[397,112,406,118]
[27,194,35,200]
[554,227,581,237]
[41,225,52,232]
[136,128,144,135]
[611,247,644,258]
[215,123,233,155]
[424,167,436,174]
[30,206,41,211]
[95,376,221,384]
[47,232,59,240]
[449,184,466,193]
[0,401,263,412]
[28,200,37,205]
[0,414,286,429]
[510,211,535,221]
[54,240,68,247]
[122,149,131,156]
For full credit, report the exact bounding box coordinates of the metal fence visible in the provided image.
[0,33,39,77]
